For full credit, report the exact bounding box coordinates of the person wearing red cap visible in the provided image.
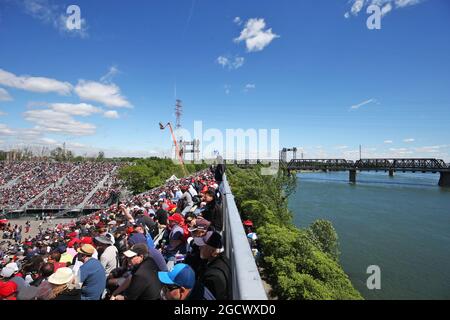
[0,280,17,300]
[163,213,187,270]
[80,237,93,245]
[178,185,194,216]
[68,232,78,239]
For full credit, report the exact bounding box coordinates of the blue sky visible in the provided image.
[0,0,449,160]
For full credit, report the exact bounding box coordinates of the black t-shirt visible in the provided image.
[124,257,162,300]
[184,243,207,276]
[137,215,157,237]
[155,209,168,226]
[202,201,223,232]
[53,288,81,300]
[200,255,231,300]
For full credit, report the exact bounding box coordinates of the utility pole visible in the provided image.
[359,144,362,160]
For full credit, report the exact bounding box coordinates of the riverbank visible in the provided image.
[226,165,362,300]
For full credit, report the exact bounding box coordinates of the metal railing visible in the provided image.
[220,173,268,300]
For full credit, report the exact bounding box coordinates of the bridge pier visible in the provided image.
[349,169,356,184]
[438,172,450,187]
[389,169,394,177]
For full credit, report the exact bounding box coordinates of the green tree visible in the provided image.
[226,165,362,300]
[307,219,340,261]
[118,158,208,195]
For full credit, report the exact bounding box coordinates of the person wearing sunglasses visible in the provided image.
[158,263,215,300]
[111,243,161,300]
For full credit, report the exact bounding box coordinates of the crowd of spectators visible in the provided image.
[0,162,75,209]
[31,163,118,208]
[86,175,124,206]
[0,166,251,300]
[0,162,38,186]
[0,162,124,210]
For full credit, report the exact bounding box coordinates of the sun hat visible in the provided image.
[48,267,74,285]
[94,235,113,246]
[76,244,95,256]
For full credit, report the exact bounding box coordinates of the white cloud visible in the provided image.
[68,142,85,148]
[100,66,120,83]
[382,3,393,16]
[388,147,414,155]
[414,145,449,153]
[0,124,14,135]
[224,85,231,95]
[395,0,422,8]
[21,0,89,38]
[49,103,102,116]
[335,145,349,150]
[345,0,424,18]
[351,0,366,16]
[40,137,58,145]
[23,109,96,136]
[0,111,7,116]
[0,68,73,95]
[103,110,119,119]
[384,140,393,144]
[217,55,245,70]
[244,83,256,92]
[350,98,376,110]
[389,147,407,151]
[0,88,13,101]
[234,17,242,25]
[403,138,415,143]
[75,80,132,108]
[234,18,280,52]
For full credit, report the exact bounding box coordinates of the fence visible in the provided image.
[220,173,268,300]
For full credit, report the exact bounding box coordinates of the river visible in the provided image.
[289,171,450,300]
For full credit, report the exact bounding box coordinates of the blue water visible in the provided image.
[289,171,450,300]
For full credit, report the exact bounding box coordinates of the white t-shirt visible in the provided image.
[189,185,198,197]
[99,245,118,276]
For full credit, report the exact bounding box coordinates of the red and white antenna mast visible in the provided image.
[175,99,182,130]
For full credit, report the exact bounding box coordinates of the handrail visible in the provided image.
[220,173,268,300]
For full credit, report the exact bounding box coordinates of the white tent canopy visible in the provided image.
[166,175,179,182]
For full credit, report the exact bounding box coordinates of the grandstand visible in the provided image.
[0,161,125,217]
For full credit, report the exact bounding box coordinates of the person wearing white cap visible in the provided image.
[1,266,16,279]
[173,188,183,201]
[4,262,30,293]
[46,267,80,300]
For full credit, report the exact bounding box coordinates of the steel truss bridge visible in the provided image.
[286,158,449,172]
[223,157,450,187]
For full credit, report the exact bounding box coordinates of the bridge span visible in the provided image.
[223,158,450,187]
